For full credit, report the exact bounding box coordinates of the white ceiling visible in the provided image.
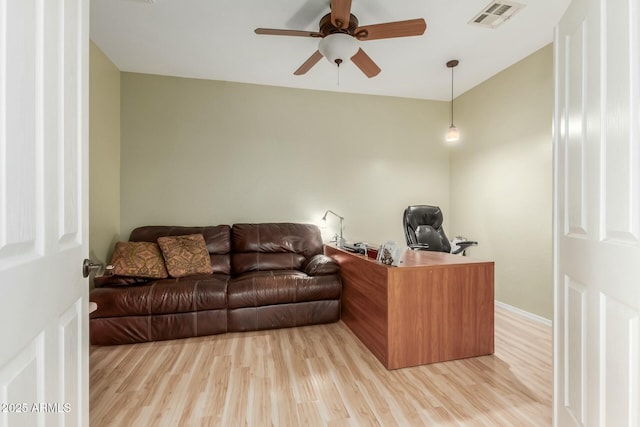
[90,0,570,101]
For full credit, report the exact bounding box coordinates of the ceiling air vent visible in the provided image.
[468,1,526,29]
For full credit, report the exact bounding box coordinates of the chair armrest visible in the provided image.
[303,254,340,276]
[451,241,478,255]
[408,243,430,251]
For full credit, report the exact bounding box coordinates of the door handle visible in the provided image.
[82,259,105,278]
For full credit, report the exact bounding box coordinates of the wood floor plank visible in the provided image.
[297,401,325,426]
[90,305,552,426]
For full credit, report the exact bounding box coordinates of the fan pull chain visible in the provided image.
[335,59,342,86]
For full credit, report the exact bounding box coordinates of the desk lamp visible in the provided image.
[321,210,344,248]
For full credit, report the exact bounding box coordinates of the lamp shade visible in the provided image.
[446,125,460,143]
[318,34,359,65]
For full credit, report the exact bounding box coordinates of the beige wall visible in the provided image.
[89,42,121,264]
[119,73,451,246]
[451,44,554,320]
[96,46,553,318]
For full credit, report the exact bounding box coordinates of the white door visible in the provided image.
[0,0,89,426]
[554,0,640,425]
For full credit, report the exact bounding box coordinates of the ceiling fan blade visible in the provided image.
[355,18,426,41]
[255,28,322,38]
[351,48,381,78]
[330,0,352,29]
[294,50,324,75]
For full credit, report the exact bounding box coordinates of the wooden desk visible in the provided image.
[325,245,494,369]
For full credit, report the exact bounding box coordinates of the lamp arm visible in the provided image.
[322,209,344,221]
[322,210,345,247]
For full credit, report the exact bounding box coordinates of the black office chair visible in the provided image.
[403,205,477,255]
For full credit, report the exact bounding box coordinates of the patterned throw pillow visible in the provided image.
[157,234,212,278]
[110,241,169,279]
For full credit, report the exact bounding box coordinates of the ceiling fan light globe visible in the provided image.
[446,125,460,143]
[318,33,359,65]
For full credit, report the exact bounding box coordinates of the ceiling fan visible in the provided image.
[254,0,427,78]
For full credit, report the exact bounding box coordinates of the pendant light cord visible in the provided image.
[450,65,454,126]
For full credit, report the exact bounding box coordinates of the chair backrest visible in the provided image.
[403,205,451,253]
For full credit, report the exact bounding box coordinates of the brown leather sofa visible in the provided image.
[89,223,341,345]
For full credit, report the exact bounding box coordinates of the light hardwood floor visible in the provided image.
[90,306,552,426]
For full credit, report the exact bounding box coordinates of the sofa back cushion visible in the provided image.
[231,223,323,275]
[129,225,231,275]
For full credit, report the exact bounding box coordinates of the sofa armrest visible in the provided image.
[303,254,340,276]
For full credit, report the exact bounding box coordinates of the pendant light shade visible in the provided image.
[446,59,460,143]
[318,33,360,66]
[446,125,460,142]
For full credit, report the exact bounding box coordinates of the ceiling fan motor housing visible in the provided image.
[319,13,359,36]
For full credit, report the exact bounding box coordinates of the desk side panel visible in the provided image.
[387,263,494,369]
[325,246,389,367]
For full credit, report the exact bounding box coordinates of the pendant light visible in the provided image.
[446,59,460,143]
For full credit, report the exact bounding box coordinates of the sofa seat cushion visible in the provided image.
[90,273,228,318]
[227,270,341,309]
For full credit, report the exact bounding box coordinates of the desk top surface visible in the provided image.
[325,244,493,269]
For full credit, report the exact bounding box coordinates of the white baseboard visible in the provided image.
[495,300,552,327]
